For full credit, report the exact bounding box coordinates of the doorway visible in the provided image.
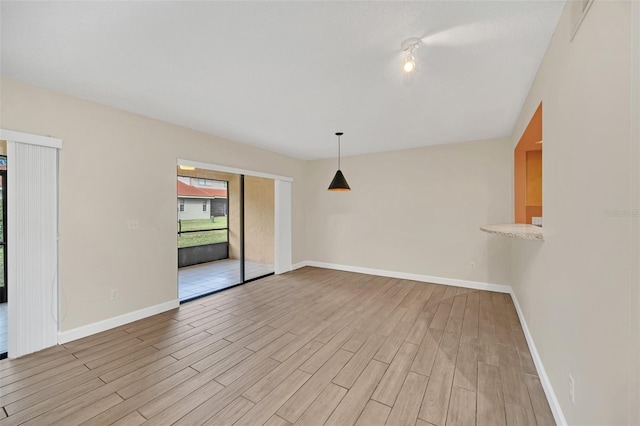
[176,167,276,301]
[0,165,6,358]
[0,168,6,303]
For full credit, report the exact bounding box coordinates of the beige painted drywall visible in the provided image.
[304,138,513,285]
[244,176,275,265]
[0,77,306,332]
[508,2,639,424]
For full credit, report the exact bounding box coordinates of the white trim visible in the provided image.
[57,299,179,344]
[0,129,62,149]
[291,261,308,271]
[298,261,511,293]
[177,159,293,182]
[510,289,567,426]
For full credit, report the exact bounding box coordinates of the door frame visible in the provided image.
[176,159,293,285]
[0,169,6,304]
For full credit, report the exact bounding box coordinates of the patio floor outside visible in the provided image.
[178,258,274,301]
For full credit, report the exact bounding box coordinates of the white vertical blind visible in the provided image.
[7,141,59,358]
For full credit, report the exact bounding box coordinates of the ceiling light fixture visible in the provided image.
[328,132,351,192]
[179,165,195,171]
[401,37,422,73]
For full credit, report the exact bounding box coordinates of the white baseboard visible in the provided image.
[509,290,567,426]
[298,260,512,293]
[293,260,565,424]
[58,299,180,344]
[291,261,308,271]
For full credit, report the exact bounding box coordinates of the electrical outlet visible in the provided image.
[110,289,119,301]
[532,216,543,226]
[470,261,476,269]
[127,219,139,230]
[569,374,575,403]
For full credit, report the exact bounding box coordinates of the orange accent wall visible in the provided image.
[514,149,527,223]
[526,206,543,226]
[515,103,542,224]
[526,150,542,206]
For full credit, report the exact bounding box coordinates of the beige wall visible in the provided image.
[304,138,513,285]
[508,2,639,424]
[0,77,306,332]
[244,176,275,264]
[177,168,241,258]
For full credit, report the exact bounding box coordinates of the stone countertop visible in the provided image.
[480,224,544,241]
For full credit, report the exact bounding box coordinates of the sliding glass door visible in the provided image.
[0,170,6,304]
[177,170,275,301]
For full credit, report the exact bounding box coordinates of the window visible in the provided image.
[203,200,207,212]
[179,199,184,212]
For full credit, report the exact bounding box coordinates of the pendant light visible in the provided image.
[328,132,351,192]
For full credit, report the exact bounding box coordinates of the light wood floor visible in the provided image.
[0,267,555,426]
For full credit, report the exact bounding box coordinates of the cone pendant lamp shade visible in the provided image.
[328,132,351,192]
[328,169,350,191]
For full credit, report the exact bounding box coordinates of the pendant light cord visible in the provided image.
[338,134,341,170]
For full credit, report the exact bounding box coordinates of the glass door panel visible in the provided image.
[0,170,5,304]
[177,173,240,301]
[243,176,275,281]
[177,170,277,303]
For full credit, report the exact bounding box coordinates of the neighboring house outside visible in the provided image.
[177,180,227,220]
[178,176,227,190]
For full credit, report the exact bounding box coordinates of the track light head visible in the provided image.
[401,37,422,73]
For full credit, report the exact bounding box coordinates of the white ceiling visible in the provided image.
[0,1,564,160]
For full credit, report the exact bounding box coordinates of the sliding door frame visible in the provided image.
[0,170,6,305]
[239,174,245,283]
[176,159,293,297]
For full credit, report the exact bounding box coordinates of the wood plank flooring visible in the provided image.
[0,267,555,425]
